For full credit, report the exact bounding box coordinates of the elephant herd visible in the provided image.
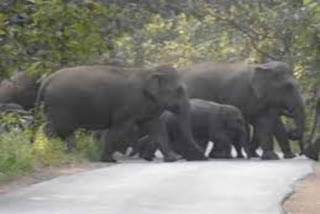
[0,61,318,162]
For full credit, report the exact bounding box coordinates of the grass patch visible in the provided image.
[0,128,101,184]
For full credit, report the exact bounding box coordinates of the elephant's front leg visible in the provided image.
[209,136,233,159]
[143,118,181,162]
[272,115,296,159]
[100,122,133,162]
[138,135,157,161]
[254,114,279,160]
[100,128,118,162]
[173,100,207,160]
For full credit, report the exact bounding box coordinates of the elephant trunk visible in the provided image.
[169,97,206,160]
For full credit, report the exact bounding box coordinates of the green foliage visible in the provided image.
[0,130,34,179]
[0,125,101,182]
[0,0,109,77]
[74,130,101,162]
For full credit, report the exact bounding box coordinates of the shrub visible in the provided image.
[0,125,101,183]
[74,130,101,162]
[0,130,34,178]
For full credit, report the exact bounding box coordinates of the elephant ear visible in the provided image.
[143,65,178,101]
[143,72,166,102]
[250,64,274,99]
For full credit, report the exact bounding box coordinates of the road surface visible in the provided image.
[0,157,313,214]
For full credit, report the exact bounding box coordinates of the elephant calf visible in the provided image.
[137,99,249,160]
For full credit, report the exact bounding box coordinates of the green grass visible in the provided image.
[0,128,101,184]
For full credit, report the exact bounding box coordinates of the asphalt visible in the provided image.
[0,157,314,214]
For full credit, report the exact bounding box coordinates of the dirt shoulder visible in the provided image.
[284,162,320,214]
[0,162,110,194]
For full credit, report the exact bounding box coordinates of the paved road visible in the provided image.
[0,157,313,214]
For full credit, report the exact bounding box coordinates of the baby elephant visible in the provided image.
[139,99,249,160]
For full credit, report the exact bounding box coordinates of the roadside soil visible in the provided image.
[0,162,110,194]
[284,162,320,214]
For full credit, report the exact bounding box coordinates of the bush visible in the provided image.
[0,130,34,178]
[0,125,101,183]
[74,130,101,162]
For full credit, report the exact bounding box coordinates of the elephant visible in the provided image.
[0,71,41,110]
[249,108,303,159]
[304,95,320,161]
[36,65,206,162]
[131,99,249,160]
[179,61,305,160]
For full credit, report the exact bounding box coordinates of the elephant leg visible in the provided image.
[143,119,181,162]
[272,116,296,159]
[233,140,244,159]
[249,128,260,158]
[173,99,207,160]
[254,115,279,160]
[304,138,320,161]
[197,138,209,151]
[43,117,75,153]
[100,128,118,162]
[141,138,157,161]
[129,135,147,157]
[209,137,233,159]
[136,135,157,161]
[209,144,232,159]
[100,121,134,162]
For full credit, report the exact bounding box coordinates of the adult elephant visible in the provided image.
[180,61,305,160]
[0,71,40,110]
[36,65,206,162]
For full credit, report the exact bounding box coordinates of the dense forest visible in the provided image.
[0,0,320,178]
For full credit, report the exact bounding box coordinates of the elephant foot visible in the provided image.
[248,150,260,158]
[261,151,279,160]
[128,150,138,157]
[283,152,296,159]
[185,153,208,161]
[143,156,155,161]
[163,152,182,162]
[100,155,117,163]
[209,151,232,159]
[141,152,156,161]
[303,147,319,161]
[236,154,245,159]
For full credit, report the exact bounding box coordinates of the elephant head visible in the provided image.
[250,61,305,141]
[144,65,205,160]
[143,65,186,110]
[0,72,41,110]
